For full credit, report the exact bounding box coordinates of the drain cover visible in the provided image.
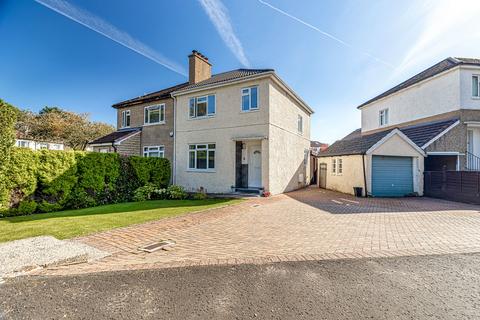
[139,240,176,253]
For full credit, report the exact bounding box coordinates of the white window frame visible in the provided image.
[16,140,31,148]
[331,157,343,175]
[472,75,480,98]
[144,104,165,125]
[241,86,259,112]
[297,114,303,134]
[99,148,109,153]
[189,95,216,119]
[121,110,131,128]
[143,145,165,158]
[188,143,216,171]
[379,108,389,126]
[337,158,343,175]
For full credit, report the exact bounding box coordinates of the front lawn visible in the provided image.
[0,199,240,243]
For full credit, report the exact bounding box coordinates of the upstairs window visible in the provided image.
[143,146,165,158]
[144,104,165,125]
[188,143,215,170]
[241,86,258,111]
[121,110,131,128]
[473,75,479,98]
[189,95,216,118]
[379,108,389,126]
[297,114,303,134]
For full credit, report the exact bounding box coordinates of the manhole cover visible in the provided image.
[139,240,176,253]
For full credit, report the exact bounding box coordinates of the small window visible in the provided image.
[189,95,216,118]
[16,140,30,148]
[121,110,131,128]
[473,75,479,98]
[337,158,343,174]
[144,104,165,125]
[143,146,165,158]
[99,148,109,153]
[241,86,259,111]
[39,143,48,150]
[297,114,303,134]
[379,109,389,126]
[332,158,337,174]
[188,143,215,170]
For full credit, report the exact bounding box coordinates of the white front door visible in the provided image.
[248,145,262,188]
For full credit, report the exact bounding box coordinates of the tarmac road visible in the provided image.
[1,253,480,319]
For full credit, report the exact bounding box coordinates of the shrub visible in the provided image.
[133,184,156,202]
[193,192,208,200]
[0,149,172,216]
[0,100,17,212]
[167,185,188,200]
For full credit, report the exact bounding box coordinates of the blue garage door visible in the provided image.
[372,156,413,197]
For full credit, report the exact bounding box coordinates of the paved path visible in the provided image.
[3,253,480,319]
[39,187,480,275]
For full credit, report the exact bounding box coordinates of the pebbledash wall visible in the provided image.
[173,76,311,195]
[360,67,480,133]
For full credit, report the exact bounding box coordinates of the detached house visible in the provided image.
[317,57,480,197]
[90,51,313,195]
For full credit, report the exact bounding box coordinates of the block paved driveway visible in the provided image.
[41,187,480,275]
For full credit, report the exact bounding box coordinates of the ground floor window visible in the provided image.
[143,145,164,158]
[188,143,215,170]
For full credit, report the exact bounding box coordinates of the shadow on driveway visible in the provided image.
[285,187,480,214]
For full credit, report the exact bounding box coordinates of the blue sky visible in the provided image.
[1,0,480,143]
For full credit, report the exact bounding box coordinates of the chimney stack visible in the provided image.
[188,50,211,84]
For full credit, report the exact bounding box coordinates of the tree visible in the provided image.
[15,106,114,150]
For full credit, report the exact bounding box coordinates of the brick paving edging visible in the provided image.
[37,244,480,276]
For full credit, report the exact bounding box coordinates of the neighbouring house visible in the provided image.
[15,138,64,151]
[90,50,314,195]
[317,57,480,197]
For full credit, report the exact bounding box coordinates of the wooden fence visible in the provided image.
[424,171,480,204]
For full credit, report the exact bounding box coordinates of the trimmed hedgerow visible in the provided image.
[0,149,171,217]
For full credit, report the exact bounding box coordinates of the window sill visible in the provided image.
[472,96,480,100]
[186,169,216,173]
[143,122,166,127]
[240,108,260,113]
[188,115,216,120]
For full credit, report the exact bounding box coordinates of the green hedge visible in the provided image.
[0,149,171,217]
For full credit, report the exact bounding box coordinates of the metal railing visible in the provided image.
[466,151,480,171]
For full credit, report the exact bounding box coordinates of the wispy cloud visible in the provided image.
[257,0,394,69]
[34,0,187,76]
[198,0,250,67]
[393,0,480,78]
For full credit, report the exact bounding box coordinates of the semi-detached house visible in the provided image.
[90,51,314,195]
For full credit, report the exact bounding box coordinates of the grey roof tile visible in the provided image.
[89,127,141,144]
[318,118,458,157]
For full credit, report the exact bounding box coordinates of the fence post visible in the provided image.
[441,168,447,195]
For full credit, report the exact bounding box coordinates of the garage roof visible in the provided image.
[318,118,458,157]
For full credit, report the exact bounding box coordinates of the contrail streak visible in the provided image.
[198,0,250,67]
[258,0,395,69]
[34,0,187,76]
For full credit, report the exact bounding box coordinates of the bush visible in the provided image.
[193,192,208,200]
[0,149,172,216]
[167,185,188,200]
[133,184,156,202]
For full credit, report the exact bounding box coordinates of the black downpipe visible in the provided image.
[362,154,368,197]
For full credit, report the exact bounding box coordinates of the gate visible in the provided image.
[424,170,480,204]
[319,163,327,189]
